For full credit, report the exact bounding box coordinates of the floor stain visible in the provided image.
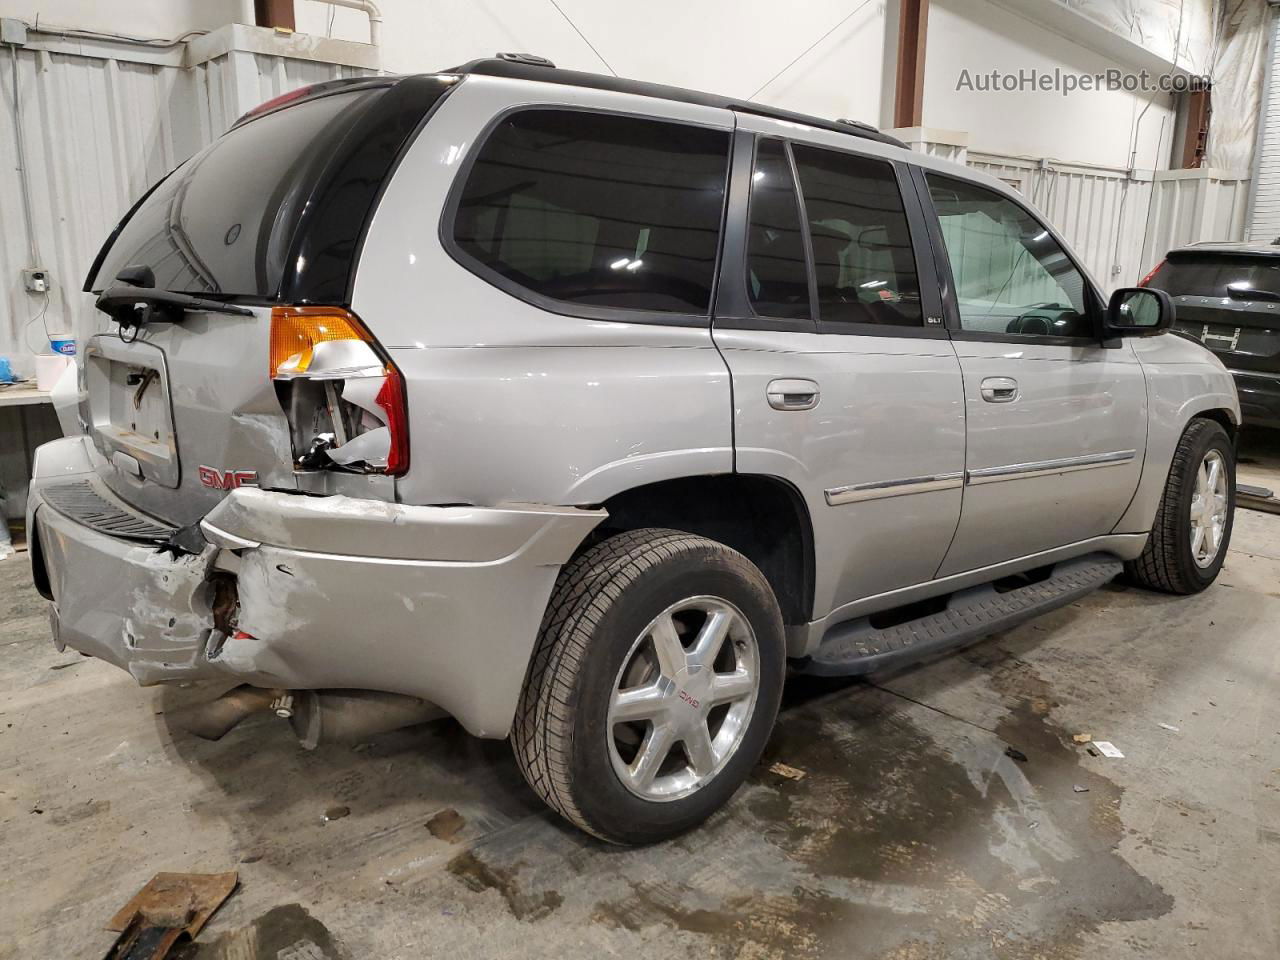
[48,798,109,826]
[426,807,466,843]
[587,646,1174,959]
[448,850,563,921]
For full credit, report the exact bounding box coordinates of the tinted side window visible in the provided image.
[791,144,923,328]
[746,139,810,319]
[927,173,1091,338]
[452,110,730,315]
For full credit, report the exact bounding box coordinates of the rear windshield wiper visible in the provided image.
[95,264,252,331]
[1226,284,1280,304]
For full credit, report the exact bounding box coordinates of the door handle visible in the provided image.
[980,377,1019,403]
[766,378,820,411]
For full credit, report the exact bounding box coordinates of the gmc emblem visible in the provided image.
[198,466,258,491]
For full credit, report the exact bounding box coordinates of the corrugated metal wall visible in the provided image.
[1248,8,1280,240]
[1142,171,1252,273]
[0,44,368,375]
[967,153,1153,292]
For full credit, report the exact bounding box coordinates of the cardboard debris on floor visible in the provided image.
[104,871,238,960]
[1092,741,1125,759]
[768,762,807,781]
[1072,733,1093,743]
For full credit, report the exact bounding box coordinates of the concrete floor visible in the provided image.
[3,434,1280,960]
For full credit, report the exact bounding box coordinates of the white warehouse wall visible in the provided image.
[925,0,1176,170]
[0,0,243,37]
[294,0,890,128]
[0,0,1219,170]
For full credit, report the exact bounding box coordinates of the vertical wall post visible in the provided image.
[254,0,296,31]
[894,0,929,129]
[1178,88,1212,168]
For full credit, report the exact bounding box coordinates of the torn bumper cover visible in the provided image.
[29,437,605,737]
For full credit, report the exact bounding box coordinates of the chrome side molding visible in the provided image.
[965,449,1136,485]
[825,450,1137,505]
[825,472,964,506]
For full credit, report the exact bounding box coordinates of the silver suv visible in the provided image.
[29,57,1239,844]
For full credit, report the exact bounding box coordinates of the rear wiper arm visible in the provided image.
[1226,284,1280,304]
[95,285,254,330]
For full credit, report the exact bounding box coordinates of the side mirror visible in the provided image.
[1105,287,1174,337]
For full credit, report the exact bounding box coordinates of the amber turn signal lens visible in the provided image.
[269,306,374,379]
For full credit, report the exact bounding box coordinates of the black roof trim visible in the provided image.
[446,57,908,150]
[1169,242,1280,260]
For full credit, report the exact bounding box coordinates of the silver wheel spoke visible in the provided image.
[629,722,676,790]
[683,723,717,776]
[1205,458,1221,497]
[709,669,754,705]
[612,684,667,723]
[650,614,686,679]
[1191,523,1206,558]
[688,609,731,668]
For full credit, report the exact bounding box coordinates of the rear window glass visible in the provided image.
[747,138,810,319]
[1149,255,1280,298]
[91,89,380,298]
[792,143,923,328]
[451,109,731,315]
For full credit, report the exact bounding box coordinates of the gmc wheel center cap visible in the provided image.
[674,665,711,711]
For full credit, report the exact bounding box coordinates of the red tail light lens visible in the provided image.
[234,86,316,127]
[375,367,410,476]
[1138,259,1166,287]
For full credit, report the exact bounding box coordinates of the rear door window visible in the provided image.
[791,143,924,329]
[451,109,731,316]
[746,138,811,319]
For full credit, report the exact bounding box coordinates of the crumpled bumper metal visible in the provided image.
[29,436,606,737]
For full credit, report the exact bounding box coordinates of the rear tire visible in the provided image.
[1125,418,1235,594]
[511,528,785,844]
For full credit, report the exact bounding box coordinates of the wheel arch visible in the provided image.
[584,474,816,626]
[1192,406,1238,444]
[1114,397,1240,535]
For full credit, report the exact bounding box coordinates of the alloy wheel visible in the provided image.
[606,596,760,802]
[1190,449,1229,568]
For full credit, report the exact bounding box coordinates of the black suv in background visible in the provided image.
[1143,241,1280,428]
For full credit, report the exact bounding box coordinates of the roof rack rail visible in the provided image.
[495,52,556,68]
[446,56,908,150]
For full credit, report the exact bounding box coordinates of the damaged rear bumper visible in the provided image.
[29,437,605,737]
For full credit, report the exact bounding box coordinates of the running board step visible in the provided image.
[797,554,1123,677]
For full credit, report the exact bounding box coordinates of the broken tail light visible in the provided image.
[270,306,409,477]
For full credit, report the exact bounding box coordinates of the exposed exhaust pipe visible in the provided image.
[172,685,442,746]
[170,685,284,741]
[288,689,444,749]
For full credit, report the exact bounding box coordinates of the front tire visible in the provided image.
[1125,418,1235,594]
[512,528,785,844]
